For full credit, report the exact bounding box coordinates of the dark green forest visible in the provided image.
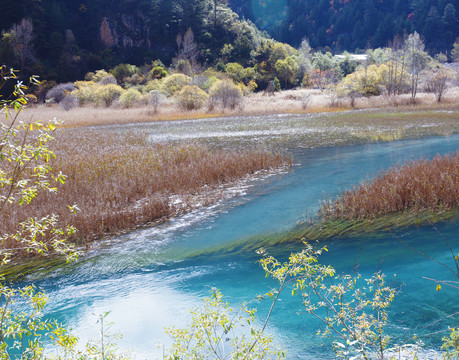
[229,0,458,52]
[0,0,457,83]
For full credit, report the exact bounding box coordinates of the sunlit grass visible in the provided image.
[22,88,459,129]
[321,152,459,220]
[1,129,291,256]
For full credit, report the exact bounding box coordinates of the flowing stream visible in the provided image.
[32,130,458,359]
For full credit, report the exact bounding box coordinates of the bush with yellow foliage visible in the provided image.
[337,63,409,97]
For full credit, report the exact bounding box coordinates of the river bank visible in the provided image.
[22,88,459,128]
[4,103,458,262]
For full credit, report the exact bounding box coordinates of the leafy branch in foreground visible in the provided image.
[0,66,77,263]
[164,288,285,360]
[0,67,80,358]
[442,328,459,360]
[260,242,400,360]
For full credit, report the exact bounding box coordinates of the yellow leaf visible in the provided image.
[436,284,441,291]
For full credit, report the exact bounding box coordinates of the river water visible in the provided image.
[34,130,458,359]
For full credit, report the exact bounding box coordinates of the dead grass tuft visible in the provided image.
[321,153,459,220]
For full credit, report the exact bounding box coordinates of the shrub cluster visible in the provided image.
[208,80,243,110]
[119,88,143,108]
[175,85,208,110]
[46,83,77,104]
[34,32,455,113]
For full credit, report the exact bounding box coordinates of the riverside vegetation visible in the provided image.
[308,153,459,241]
[321,153,459,220]
[8,27,459,127]
[257,153,459,247]
[1,60,459,359]
[1,0,458,84]
[1,129,291,257]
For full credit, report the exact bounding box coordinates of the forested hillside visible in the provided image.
[229,0,458,53]
[0,0,457,83]
[0,0,266,81]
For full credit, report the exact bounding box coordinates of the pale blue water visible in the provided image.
[32,134,458,359]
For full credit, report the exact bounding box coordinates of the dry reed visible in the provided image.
[1,129,291,255]
[321,153,459,219]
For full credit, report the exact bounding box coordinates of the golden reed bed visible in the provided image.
[1,128,291,256]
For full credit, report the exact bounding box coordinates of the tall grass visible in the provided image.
[321,153,459,219]
[1,129,291,255]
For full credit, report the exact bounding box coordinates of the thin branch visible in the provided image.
[422,311,459,329]
[428,220,459,277]
[422,277,459,290]
[386,226,458,277]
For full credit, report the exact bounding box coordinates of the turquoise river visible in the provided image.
[28,128,459,359]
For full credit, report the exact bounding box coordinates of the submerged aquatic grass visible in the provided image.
[0,128,291,257]
[187,210,459,262]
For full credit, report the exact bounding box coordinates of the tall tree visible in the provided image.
[9,18,35,71]
[405,32,428,101]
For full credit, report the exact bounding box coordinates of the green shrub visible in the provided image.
[208,79,243,110]
[95,84,124,107]
[119,88,143,108]
[85,69,110,82]
[161,73,190,97]
[110,64,140,85]
[275,56,299,88]
[143,79,162,93]
[337,63,410,97]
[149,66,168,80]
[175,59,193,76]
[225,62,245,83]
[124,73,145,86]
[191,74,219,92]
[175,85,208,110]
[72,81,98,105]
[273,77,281,92]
